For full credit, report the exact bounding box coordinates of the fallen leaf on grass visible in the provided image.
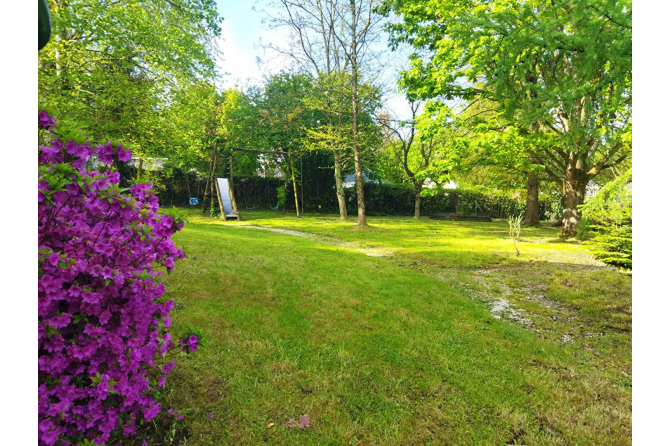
[266,422,275,429]
[283,414,311,429]
[298,414,311,428]
[283,418,298,428]
[301,387,313,394]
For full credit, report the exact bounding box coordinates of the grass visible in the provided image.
[144,210,631,445]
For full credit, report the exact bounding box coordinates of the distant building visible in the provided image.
[377,111,396,141]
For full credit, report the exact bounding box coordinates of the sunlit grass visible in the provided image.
[146,209,631,445]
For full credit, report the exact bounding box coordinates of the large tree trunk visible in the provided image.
[561,156,589,237]
[413,182,422,219]
[525,172,540,226]
[333,149,347,219]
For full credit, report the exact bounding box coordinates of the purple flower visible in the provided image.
[96,142,115,164]
[116,145,132,162]
[179,335,199,353]
[167,409,185,420]
[143,403,161,421]
[38,110,56,129]
[99,310,112,325]
[101,266,113,279]
[47,252,61,266]
[38,111,187,445]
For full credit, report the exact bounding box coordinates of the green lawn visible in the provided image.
[145,210,631,445]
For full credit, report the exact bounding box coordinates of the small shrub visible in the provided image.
[579,170,632,269]
[276,184,287,208]
[508,213,523,257]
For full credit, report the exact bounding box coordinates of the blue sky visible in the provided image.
[213,0,413,118]
[214,1,277,87]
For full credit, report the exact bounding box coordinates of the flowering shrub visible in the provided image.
[38,111,195,445]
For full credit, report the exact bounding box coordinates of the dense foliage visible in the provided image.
[381,0,632,235]
[38,112,193,445]
[39,0,222,179]
[580,170,632,268]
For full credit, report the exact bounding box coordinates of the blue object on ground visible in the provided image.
[189,197,199,205]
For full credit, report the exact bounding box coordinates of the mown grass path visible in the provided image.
[154,210,631,445]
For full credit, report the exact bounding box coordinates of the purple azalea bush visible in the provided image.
[38,111,195,445]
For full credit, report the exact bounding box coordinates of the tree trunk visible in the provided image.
[333,149,347,219]
[289,151,300,218]
[136,158,144,183]
[561,156,589,237]
[202,144,216,213]
[413,182,422,219]
[525,172,540,226]
[229,154,233,184]
[210,149,218,216]
[353,148,366,225]
[170,176,174,207]
[282,176,288,214]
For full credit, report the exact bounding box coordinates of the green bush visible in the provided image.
[579,170,632,269]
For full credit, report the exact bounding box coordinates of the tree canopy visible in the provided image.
[39,0,223,162]
[381,0,632,235]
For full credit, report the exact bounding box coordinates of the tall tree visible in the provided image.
[263,0,351,218]
[263,0,384,225]
[339,0,383,226]
[446,98,545,224]
[379,102,449,219]
[244,73,319,217]
[382,0,632,236]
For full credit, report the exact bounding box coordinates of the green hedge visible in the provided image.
[345,182,527,218]
[125,166,560,221]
